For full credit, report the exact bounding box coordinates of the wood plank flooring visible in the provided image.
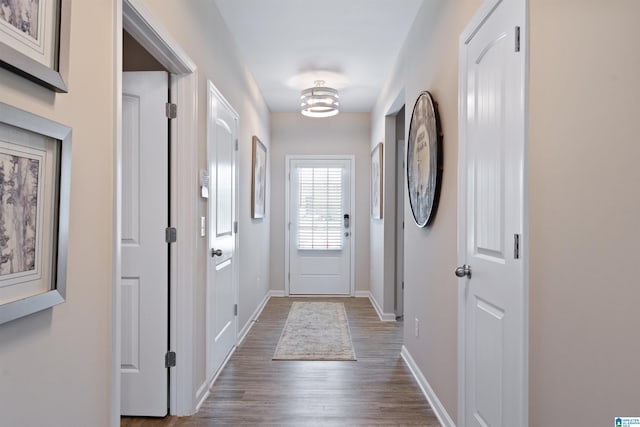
[122,297,440,426]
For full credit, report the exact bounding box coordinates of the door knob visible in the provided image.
[455,264,472,279]
[211,248,223,257]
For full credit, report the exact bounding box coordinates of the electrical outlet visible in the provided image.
[415,318,419,338]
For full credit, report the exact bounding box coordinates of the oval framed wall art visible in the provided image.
[406,91,443,228]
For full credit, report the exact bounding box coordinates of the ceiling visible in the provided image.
[214,0,424,113]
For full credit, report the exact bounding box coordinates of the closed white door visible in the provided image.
[206,81,238,380]
[121,71,169,416]
[289,158,352,295]
[459,1,527,426]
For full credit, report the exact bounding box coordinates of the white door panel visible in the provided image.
[289,159,352,295]
[121,71,169,417]
[459,0,527,426]
[206,81,238,380]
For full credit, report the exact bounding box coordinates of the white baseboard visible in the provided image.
[367,292,396,321]
[195,345,238,412]
[270,290,285,297]
[237,291,271,345]
[401,346,455,427]
[354,290,370,298]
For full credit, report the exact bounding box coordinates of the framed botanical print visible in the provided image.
[0,102,71,324]
[371,142,383,219]
[251,136,266,219]
[0,0,67,92]
[406,91,443,227]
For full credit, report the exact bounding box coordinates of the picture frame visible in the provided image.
[407,91,443,228]
[371,142,383,219]
[0,102,71,325]
[0,0,67,92]
[251,135,266,219]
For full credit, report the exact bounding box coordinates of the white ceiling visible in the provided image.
[214,0,424,113]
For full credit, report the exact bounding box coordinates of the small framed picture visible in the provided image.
[371,142,383,219]
[0,0,67,92]
[251,136,266,219]
[0,102,71,324]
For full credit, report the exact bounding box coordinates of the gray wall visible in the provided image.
[529,0,640,424]
[0,1,116,425]
[373,0,640,424]
[372,0,483,419]
[269,113,371,295]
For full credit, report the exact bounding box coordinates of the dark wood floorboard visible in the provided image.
[122,297,440,426]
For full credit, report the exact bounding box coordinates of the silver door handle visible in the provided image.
[211,248,222,257]
[455,264,472,278]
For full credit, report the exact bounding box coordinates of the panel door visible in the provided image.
[289,159,351,295]
[121,71,169,416]
[206,82,238,380]
[460,1,526,426]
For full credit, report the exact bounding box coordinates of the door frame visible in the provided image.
[113,0,198,422]
[457,0,529,424]
[284,155,356,296]
[205,79,240,383]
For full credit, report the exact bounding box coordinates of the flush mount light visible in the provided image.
[300,80,339,118]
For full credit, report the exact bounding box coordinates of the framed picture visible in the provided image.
[0,102,71,325]
[251,135,266,219]
[0,0,67,92]
[371,142,383,219]
[407,91,443,227]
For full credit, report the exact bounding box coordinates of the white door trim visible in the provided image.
[284,155,356,297]
[113,0,198,422]
[457,0,529,425]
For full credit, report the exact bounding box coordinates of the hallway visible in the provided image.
[122,297,440,426]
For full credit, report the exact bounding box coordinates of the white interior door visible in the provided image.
[206,81,238,380]
[458,1,527,426]
[121,71,169,416]
[289,158,352,295]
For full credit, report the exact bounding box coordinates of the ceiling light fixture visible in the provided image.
[300,80,339,118]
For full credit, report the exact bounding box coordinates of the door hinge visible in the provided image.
[288,222,291,231]
[514,233,521,259]
[402,281,405,290]
[165,227,177,243]
[234,221,238,234]
[234,304,238,316]
[165,351,176,368]
[165,103,177,119]
[515,26,521,52]
[235,139,239,151]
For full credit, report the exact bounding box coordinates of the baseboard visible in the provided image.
[270,289,285,297]
[195,345,238,412]
[401,346,455,427]
[368,292,396,321]
[237,291,271,345]
[355,290,370,298]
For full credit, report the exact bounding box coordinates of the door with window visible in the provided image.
[288,158,352,295]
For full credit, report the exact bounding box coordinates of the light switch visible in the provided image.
[200,217,206,237]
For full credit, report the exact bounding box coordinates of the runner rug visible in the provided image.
[273,302,356,361]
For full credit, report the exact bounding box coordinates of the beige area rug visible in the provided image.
[273,302,357,361]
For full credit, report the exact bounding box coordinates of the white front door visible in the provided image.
[458,1,527,426]
[288,158,352,295]
[206,81,238,380]
[121,71,169,416]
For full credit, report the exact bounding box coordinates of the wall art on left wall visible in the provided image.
[0,0,67,92]
[0,102,71,324]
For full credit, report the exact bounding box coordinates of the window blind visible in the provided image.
[297,167,343,250]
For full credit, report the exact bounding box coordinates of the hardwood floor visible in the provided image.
[122,297,440,426]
